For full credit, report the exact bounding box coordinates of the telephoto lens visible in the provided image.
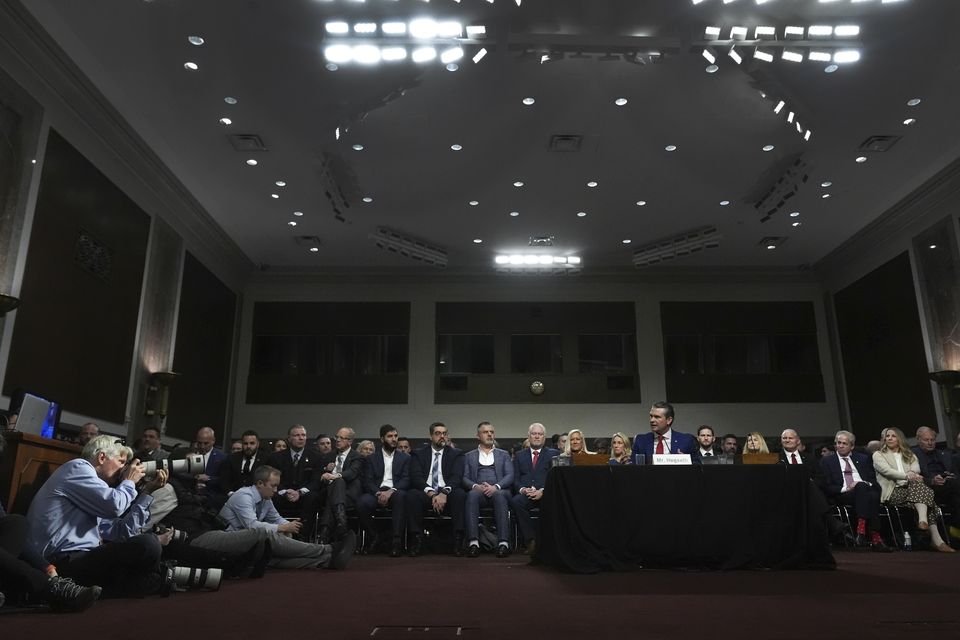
[171,566,222,591]
[142,453,206,477]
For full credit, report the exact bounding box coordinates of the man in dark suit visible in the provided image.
[631,401,696,461]
[137,427,168,463]
[692,424,718,463]
[509,422,559,554]
[311,426,362,544]
[913,426,960,540]
[220,430,265,495]
[174,426,227,508]
[358,424,410,557]
[406,421,466,556]
[820,430,891,551]
[266,424,322,525]
[463,422,514,558]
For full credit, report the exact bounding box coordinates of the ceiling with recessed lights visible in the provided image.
[18,0,960,274]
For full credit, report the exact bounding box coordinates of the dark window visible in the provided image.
[712,334,770,374]
[251,335,324,375]
[511,334,562,373]
[771,334,820,374]
[663,334,701,375]
[578,334,637,374]
[333,335,408,375]
[437,334,494,374]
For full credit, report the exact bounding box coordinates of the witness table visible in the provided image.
[535,465,835,573]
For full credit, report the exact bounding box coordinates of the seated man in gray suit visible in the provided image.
[462,422,514,558]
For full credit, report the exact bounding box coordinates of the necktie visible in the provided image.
[656,436,664,455]
[334,453,344,474]
[791,453,798,465]
[704,452,712,457]
[532,449,540,469]
[842,457,855,490]
[430,452,441,490]
[242,457,251,474]
[292,451,301,466]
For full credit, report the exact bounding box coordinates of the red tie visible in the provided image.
[790,453,798,465]
[532,450,540,469]
[656,436,664,455]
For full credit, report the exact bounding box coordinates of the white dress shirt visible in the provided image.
[380,450,395,489]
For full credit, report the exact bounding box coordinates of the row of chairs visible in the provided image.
[832,502,953,550]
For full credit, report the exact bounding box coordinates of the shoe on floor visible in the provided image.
[330,531,357,569]
[935,542,956,553]
[466,544,480,558]
[495,544,510,559]
[43,576,102,612]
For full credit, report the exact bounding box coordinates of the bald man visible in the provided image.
[175,427,227,508]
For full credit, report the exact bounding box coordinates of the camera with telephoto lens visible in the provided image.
[159,562,222,594]
[140,453,206,477]
[153,524,188,544]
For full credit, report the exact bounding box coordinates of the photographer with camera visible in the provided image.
[26,435,173,597]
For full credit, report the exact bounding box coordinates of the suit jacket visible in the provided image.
[316,448,363,502]
[820,451,878,498]
[911,445,956,484]
[513,447,559,490]
[631,430,697,458]
[462,448,514,492]
[267,447,320,493]
[778,450,825,491]
[173,447,226,497]
[409,445,464,493]
[692,448,719,464]
[361,450,411,495]
[219,450,266,494]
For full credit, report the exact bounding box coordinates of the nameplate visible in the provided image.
[652,454,692,466]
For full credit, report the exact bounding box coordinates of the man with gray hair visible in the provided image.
[913,426,960,541]
[26,435,173,595]
[510,423,559,555]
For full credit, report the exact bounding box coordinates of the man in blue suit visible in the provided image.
[820,430,891,552]
[174,426,227,508]
[509,422,559,554]
[462,422,514,558]
[358,424,410,557]
[631,401,696,461]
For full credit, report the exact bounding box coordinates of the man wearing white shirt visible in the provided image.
[693,425,718,462]
[357,425,410,557]
[462,422,514,558]
[406,422,466,556]
[311,426,361,544]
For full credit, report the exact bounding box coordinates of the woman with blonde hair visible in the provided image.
[608,432,632,465]
[742,432,770,455]
[873,427,953,552]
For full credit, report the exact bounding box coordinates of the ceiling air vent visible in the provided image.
[858,135,901,153]
[228,134,268,152]
[294,235,322,249]
[529,235,555,247]
[548,134,582,152]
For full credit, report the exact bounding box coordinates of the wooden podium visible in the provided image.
[1,431,80,514]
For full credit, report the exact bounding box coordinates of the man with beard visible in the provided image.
[358,425,410,557]
[406,422,466,556]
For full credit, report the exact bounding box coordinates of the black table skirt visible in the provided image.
[534,465,835,573]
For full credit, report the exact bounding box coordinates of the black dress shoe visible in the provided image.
[361,532,379,555]
[389,541,403,558]
[407,534,423,557]
[330,531,357,569]
[852,534,870,550]
[495,545,510,558]
[871,540,894,553]
[453,533,465,557]
[466,544,480,558]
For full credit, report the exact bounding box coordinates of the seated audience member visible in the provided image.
[220,430,265,495]
[874,428,953,552]
[358,425,410,557]
[1,435,101,611]
[821,430,892,552]
[230,440,243,454]
[818,443,834,459]
[272,439,288,453]
[314,434,333,457]
[593,438,610,456]
[312,426,361,544]
[720,434,739,455]
[406,422,466,556]
[77,422,99,447]
[397,436,412,455]
[1,411,16,429]
[563,429,600,462]
[137,427,168,463]
[26,435,172,595]
[175,426,227,508]
[608,432,632,465]
[743,432,770,455]
[463,422,514,558]
[510,423,559,554]
[913,426,960,541]
[266,424,321,523]
[694,425,718,461]
[356,440,376,457]
[632,401,696,458]
[554,432,568,453]
[865,440,882,455]
[211,466,355,569]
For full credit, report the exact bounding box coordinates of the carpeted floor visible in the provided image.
[2,551,958,639]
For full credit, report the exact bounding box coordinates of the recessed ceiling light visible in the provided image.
[821,181,832,188]
[352,144,364,151]
[246,159,258,166]
[665,145,677,152]
[325,21,349,35]
[293,211,304,217]
[473,238,483,244]
[310,247,319,253]
[469,200,479,206]
[184,62,199,70]
[792,222,802,227]
[855,156,867,163]
[446,63,460,72]
[577,211,587,218]
[188,36,205,46]
[622,239,632,244]
[513,181,524,187]
[271,194,279,199]
[824,64,839,73]
[219,117,232,125]
[325,63,339,71]
[822,193,831,199]
[705,64,719,74]
[587,181,598,188]
[362,197,373,203]
[224,96,237,105]
[929,244,938,250]
[636,201,647,207]
[903,118,916,126]
[287,221,297,227]
[720,200,730,206]
[615,98,628,106]
[450,144,463,151]
[766,244,777,250]
[789,212,800,218]
[907,98,922,107]
[275,180,286,187]
[522,97,535,105]
[762,144,775,152]
[509,211,520,217]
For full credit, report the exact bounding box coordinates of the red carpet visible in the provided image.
[2,552,958,639]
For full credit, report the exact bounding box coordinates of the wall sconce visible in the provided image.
[929,370,960,416]
[0,293,20,317]
[145,371,180,417]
